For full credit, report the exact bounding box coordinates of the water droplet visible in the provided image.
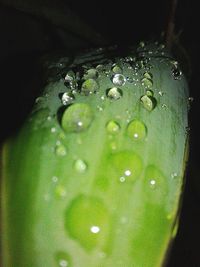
[141,77,153,88]
[65,70,75,83]
[61,103,93,133]
[158,91,164,96]
[61,92,75,106]
[171,172,178,179]
[35,96,43,104]
[140,95,157,111]
[83,68,98,80]
[106,87,123,100]
[81,78,99,95]
[112,74,126,86]
[55,251,71,267]
[109,151,143,183]
[143,72,153,80]
[139,41,145,48]
[172,67,182,80]
[55,185,66,198]
[65,195,109,250]
[55,143,67,156]
[52,176,58,183]
[127,120,147,141]
[106,120,120,134]
[74,159,87,173]
[51,127,57,133]
[146,89,154,97]
[143,165,167,203]
[112,64,122,74]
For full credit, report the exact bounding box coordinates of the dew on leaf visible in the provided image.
[61,92,75,106]
[73,159,88,173]
[112,74,126,86]
[140,95,157,111]
[65,195,109,250]
[109,151,143,182]
[106,87,123,100]
[127,120,147,141]
[55,251,71,267]
[61,103,93,133]
[81,78,99,95]
[106,120,120,134]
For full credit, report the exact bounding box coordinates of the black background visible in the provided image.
[0,1,199,266]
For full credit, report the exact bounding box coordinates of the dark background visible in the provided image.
[0,1,199,266]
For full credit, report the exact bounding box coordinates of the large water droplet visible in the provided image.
[55,251,71,267]
[112,74,126,86]
[61,92,75,106]
[61,103,93,133]
[81,79,99,95]
[109,151,143,183]
[140,95,157,111]
[106,120,120,134]
[127,120,147,141]
[65,195,109,250]
[106,87,123,100]
[73,159,88,173]
[143,165,167,204]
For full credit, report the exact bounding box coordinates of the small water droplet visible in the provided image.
[146,89,154,97]
[109,151,143,183]
[158,91,164,96]
[106,120,120,134]
[139,41,145,48]
[61,92,75,106]
[61,103,93,133]
[171,172,178,179]
[143,165,167,203]
[35,96,43,104]
[172,67,182,80]
[52,176,58,183]
[106,87,123,100]
[55,251,71,267]
[143,72,153,80]
[127,120,147,141]
[55,143,67,156]
[51,127,57,133]
[112,74,126,86]
[55,185,66,198]
[81,79,99,95]
[140,95,156,111]
[74,159,87,173]
[65,195,109,250]
[64,70,75,83]
[141,77,153,88]
[112,64,122,74]
[83,68,98,80]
